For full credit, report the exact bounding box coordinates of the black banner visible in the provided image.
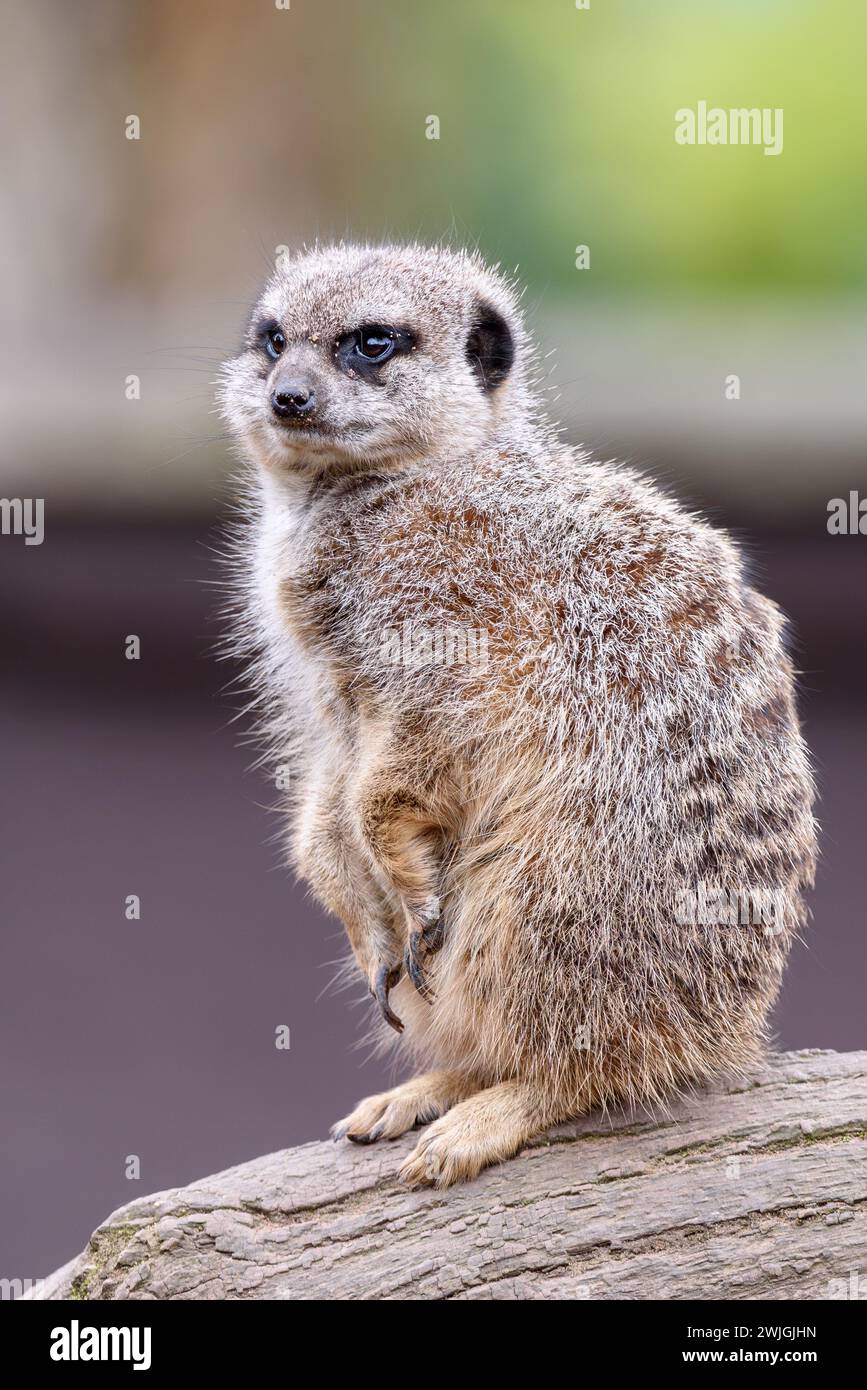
[7,1297,862,1374]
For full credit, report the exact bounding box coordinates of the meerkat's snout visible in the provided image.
[270,376,318,422]
[268,335,324,426]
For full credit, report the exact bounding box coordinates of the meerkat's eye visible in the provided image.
[333,324,416,378]
[356,327,395,362]
[264,326,287,360]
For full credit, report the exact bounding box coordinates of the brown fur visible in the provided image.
[219,244,817,1187]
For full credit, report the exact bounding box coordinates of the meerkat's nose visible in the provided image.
[271,382,316,420]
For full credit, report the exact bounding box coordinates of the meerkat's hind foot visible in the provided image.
[399,1080,558,1189]
[331,1070,479,1145]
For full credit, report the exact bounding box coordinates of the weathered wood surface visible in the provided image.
[33,1049,866,1301]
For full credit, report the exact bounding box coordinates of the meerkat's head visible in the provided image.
[220,243,532,479]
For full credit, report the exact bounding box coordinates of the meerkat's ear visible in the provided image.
[466,301,515,391]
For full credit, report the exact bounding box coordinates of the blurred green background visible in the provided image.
[371,0,866,293]
[1,0,865,516]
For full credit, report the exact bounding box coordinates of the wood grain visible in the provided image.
[32,1049,867,1301]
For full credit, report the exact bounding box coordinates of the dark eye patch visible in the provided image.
[251,317,283,352]
[333,324,417,382]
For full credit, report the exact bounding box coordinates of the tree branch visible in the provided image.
[32,1049,867,1301]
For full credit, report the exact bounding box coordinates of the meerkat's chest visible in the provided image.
[253,504,362,739]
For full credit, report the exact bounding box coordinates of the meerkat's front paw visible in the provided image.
[368,959,404,1033]
[331,1071,477,1145]
[403,901,445,1002]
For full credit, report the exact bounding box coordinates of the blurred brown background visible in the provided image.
[1,0,865,1284]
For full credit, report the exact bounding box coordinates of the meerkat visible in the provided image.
[219,243,816,1188]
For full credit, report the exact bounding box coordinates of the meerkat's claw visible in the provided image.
[423,915,445,953]
[372,962,404,1033]
[404,931,435,1002]
[404,914,445,1001]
